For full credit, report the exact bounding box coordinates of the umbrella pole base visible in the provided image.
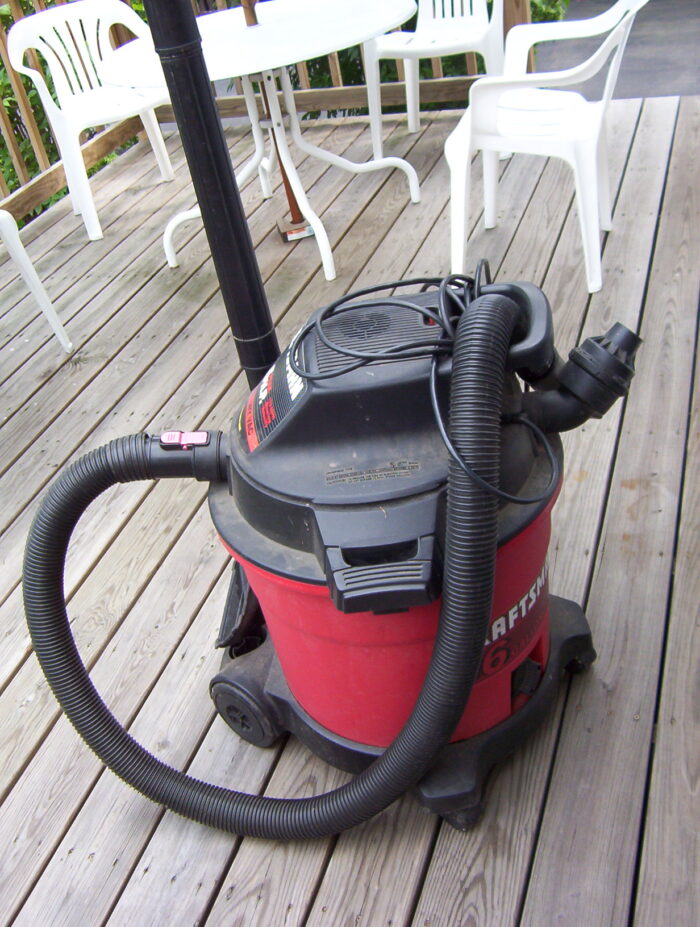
[277,217,316,241]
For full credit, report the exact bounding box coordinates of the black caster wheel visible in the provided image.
[440,802,484,831]
[565,645,597,675]
[210,677,281,747]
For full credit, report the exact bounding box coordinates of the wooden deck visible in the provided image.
[0,96,698,926]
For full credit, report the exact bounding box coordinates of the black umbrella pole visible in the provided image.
[143,0,279,387]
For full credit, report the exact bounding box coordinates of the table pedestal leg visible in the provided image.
[242,75,274,198]
[279,68,421,204]
[162,63,422,280]
[261,70,336,280]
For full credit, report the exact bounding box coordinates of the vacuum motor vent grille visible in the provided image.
[313,305,439,373]
[337,312,392,341]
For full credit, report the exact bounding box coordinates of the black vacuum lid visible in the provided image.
[210,290,555,607]
[230,292,450,507]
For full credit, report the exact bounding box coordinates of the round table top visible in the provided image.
[105,0,416,87]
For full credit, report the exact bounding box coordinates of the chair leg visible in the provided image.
[363,40,385,159]
[61,158,83,218]
[140,108,175,182]
[0,211,72,353]
[446,140,473,276]
[572,142,603,293]
[404,58,420,133]
[482,149,499,228]
[482,33,506,76]
[61,136,103,240]
[597,125,612,231]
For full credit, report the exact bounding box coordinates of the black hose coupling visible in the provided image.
[147,430,228,482]
[559,323,642,418]
[521,322,642,434]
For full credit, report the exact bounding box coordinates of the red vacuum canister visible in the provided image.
[222,503,554,749]
[207,275,642,826]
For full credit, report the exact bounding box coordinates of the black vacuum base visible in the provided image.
[210,595,595,830]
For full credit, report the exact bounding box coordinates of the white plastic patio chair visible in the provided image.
[444,0,649,293]
[0,209,72,353]
[8,0,174,242]
[364,0,505,158]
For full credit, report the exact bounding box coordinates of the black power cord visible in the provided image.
[288,263,560,506]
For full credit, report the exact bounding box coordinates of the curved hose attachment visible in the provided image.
[23,296,522,839]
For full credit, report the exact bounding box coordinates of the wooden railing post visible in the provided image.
[504,0,533,35]
[0,22,52,173]
[504,0,534,71]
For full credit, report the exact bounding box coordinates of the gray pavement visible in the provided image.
[534,0,700,98]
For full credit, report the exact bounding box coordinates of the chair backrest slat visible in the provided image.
[599,13,637,106]
[418,0,490,29]
[9,1,148,106]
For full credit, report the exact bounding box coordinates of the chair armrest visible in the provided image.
[504,1,630,76]
[7,38,60,118]
[472,68,595,102]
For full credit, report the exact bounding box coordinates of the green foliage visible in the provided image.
[0,60,60,198]
[128,0,147,20]
[1,1,60,198]
[531,0,570,22]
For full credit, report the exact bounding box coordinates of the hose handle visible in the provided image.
[481,282,555,380]
[148,430,228,482]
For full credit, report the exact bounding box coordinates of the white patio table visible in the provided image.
[105,0,420,280]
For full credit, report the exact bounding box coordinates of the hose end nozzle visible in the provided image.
[559,322,642,417]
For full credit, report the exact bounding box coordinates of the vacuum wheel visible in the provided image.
[440,803,484,831]
[210,677,281,748]
[565,645,597,675]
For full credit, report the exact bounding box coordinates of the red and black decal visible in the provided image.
[241,352,307,452]
[479,562,549,679]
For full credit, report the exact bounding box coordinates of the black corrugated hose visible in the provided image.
[22,294,522,839]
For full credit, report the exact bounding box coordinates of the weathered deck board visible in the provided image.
[10,567,232,927]
[0,98,697,927]
[520,94,699,927]
[1,503,228,920]
[0,129,187,365]
[0,128,182,298]
[627,93,700,927]
[633,300,700,926]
